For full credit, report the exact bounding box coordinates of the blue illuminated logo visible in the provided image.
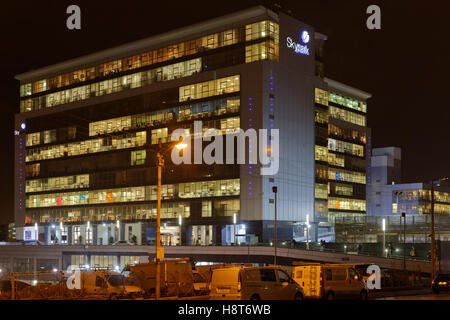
[301,30,310,44]
[286,31,310,56]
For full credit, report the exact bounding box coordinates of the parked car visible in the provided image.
[209,266,304,300]
[65,271,144,299]
[432,273,450,294]
[292,263,368,300]
[19,240,44,245]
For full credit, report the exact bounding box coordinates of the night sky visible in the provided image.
[0,0,448,225]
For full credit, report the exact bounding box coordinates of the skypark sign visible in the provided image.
[286,30,310,56]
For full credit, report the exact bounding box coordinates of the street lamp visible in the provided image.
[401,212,406,270]
[233,213,237,245]
[272,186,278,265]
[430,177,448,282]
[306,214,310,250]
[382,218,386,257]
[152,137,187,300]
[178,214,182,246]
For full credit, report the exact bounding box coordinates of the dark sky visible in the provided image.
[0,0,449,224]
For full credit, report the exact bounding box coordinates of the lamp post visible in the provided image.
[153,137,187,300]
[233,213,237,245]
[272,186,278,265]
[178,214,182,246]
[87,221,90,245]
[401,212,406,270]
[430,177,448,282]
[306,214,310,250]
[382,218,386,257]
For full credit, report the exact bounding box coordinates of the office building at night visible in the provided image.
[368,147,450,217]
[14,5,371,250]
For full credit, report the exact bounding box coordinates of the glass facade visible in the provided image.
[314,87,369,223]
[179,76,240,102]
[21,58,202,112]
[328,106,366,127]
[328,167,366,184]
[26,131,147,162]
[328,197,366,212]
[26,174,89,193]
[26,178,240,208]
[327,138,364,157]
[88,96,240,137]
[27,202,192,223]
[314,88,328,106]
[20,29,241,97]
[20,20,280,98]
[20,19,279,113]
[392,189,450,215]
[329,92,367,113]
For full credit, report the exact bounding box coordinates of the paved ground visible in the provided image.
[377,293,450,300]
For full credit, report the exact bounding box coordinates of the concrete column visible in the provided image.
[93,224,98,245]
[67,225,72,245]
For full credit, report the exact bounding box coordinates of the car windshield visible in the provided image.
[107,275,124,287]
[193,273,205,282]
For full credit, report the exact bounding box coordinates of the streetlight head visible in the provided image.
[175,142,188,150]
[272,186,278,193]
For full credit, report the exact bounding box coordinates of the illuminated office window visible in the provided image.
[328,197,366,211]
[328,168,366,184]
[26,174,89,193]
[315,88,329,106]
[328,138,364,157]
[26,131,147,162]
[245,20,279,42]
[131,150,146,166]
[334,184,353,196]
[315,184,328,199]
[329,92,367,113]
[314,109,328,124]
[327,153,345,167]
[179,76,240,102]
[26,179,240,209]
[329,106,366,127]
[245,40,279,63]
[315,145,328,162]
[26,132,40,147]
[20,58,202,112]
[201,201,212,217]
[151,128,168,144]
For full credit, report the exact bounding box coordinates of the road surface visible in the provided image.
[377,293,450,300]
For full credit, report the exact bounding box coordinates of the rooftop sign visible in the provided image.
[286,30,310,56]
